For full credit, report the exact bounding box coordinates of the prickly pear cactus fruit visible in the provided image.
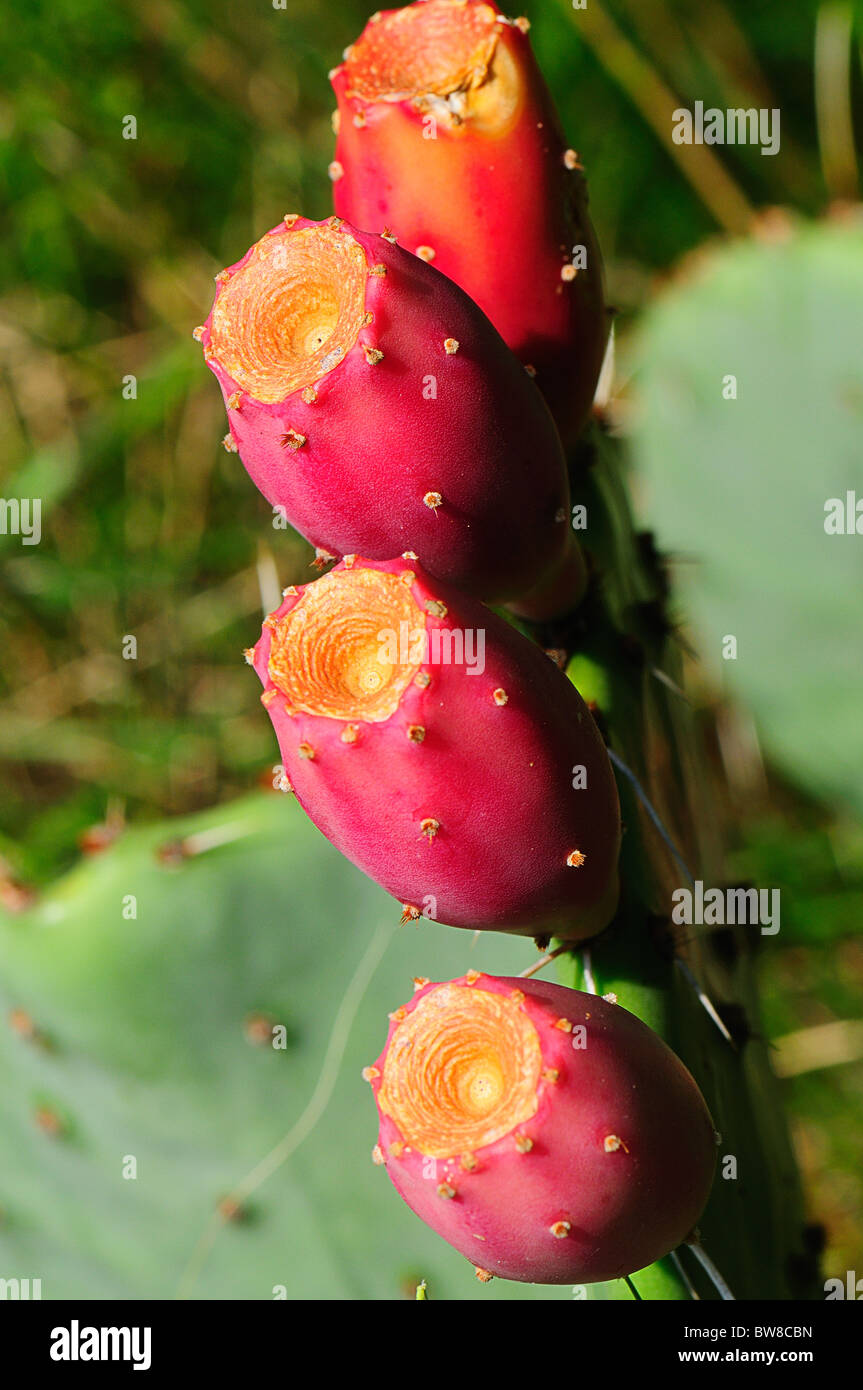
[331,0,608,444]
[198,214,583,609]
[367,973,716,1283]
[250,555,620,938]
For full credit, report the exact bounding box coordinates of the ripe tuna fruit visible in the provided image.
[367,974,717,1284]
[331,0,609,445]
[198,214,584,615]
[250,555,620,939]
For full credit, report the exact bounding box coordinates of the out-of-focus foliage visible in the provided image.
[0,0,861,1292]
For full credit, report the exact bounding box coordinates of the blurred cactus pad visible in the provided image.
[629,219,863,820]
[0,792,587,1301]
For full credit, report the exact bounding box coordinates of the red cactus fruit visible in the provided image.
[331,0,609,445]
[198,214,584,613]
[366,974,717,1284]
[250,555,620,939]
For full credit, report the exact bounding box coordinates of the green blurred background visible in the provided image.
[0,0,861,1295]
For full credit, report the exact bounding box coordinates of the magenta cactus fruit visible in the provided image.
[366,974,717,1284]
[331,0,609,445]
[198,214,584,612]
[249,555,620,939]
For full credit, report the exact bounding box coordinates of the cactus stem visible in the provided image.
[684,1239,736,1301]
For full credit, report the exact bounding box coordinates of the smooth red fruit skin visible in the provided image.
[332,1,609,445]
[370,975,717,1284]
[200,215,582,610]
[252,555,620,940]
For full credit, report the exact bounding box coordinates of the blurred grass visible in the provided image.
[0,0,861,1286]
